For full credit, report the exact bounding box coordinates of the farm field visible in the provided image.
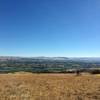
[0,73,100,100]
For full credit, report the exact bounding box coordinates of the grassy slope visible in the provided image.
[0,73,100,100]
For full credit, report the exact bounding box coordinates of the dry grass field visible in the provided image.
[0,73,100,100]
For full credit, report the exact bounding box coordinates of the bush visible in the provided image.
[90,69,100,74]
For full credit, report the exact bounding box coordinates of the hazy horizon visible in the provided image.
[0,55,100,58]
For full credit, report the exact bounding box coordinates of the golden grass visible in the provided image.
[0,73,100,100]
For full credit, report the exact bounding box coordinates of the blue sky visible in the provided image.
[0,0,100,57]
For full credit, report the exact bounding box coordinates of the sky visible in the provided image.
[0,0,100,57]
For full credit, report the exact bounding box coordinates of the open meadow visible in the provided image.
[0,73,100,100]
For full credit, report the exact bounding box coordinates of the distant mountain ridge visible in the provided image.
[0,56,100,62]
